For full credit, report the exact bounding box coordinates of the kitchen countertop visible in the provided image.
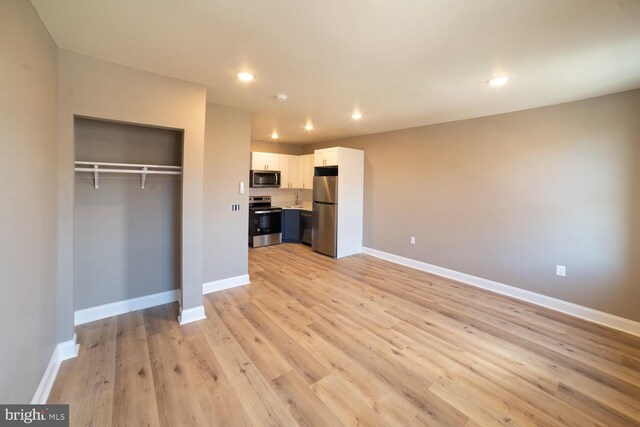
[277,202,312,212]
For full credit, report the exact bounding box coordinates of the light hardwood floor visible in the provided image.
[50,244,640,426]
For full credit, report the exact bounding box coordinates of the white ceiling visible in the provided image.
[31,0,640,144]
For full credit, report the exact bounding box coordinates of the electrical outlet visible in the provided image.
[556,265,566,277]
[410,236,416,245]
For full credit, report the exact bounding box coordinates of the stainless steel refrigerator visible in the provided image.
[312,176,338,257]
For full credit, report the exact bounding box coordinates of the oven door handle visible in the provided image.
[253,209,282,214]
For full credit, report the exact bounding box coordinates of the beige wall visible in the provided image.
[204,105,251,283]
[308,89,640,322]
[0,0,59,402]
[251,140,304,155]
[57,50,207,338]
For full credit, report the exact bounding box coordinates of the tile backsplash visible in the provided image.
[249,187,312,206]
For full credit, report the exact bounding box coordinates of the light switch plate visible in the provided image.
[556,265,566,277]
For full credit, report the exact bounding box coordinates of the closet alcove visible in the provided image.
[74,117,183,312]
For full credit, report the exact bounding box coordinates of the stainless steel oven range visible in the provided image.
[249,195,282,247]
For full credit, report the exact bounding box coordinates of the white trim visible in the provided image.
[203,274,250,294]
[362,247,640,338]
[74,290,179,325]
[57,334,80,361]
[178,305,206,325]
[32,334,79,404]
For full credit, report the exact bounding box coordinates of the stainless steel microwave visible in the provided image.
[250,170,281,188]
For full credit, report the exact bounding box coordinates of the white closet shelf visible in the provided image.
[74,161,182,189]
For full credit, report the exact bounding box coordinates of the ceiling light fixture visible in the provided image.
[352,112,363,120]
[236,71,255,82]
[305,123,314,131]
[271,131,279,139]
[487,75,510,87]
[273,94,288,102]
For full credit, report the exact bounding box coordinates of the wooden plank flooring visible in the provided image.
[49,244,640,426]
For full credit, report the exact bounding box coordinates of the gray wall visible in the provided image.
[204,105,251,283]
[0,0,59,402]
[307,89,640,322]
[251,140,304,155]
[74,118,181,309]
[58,50,207,338]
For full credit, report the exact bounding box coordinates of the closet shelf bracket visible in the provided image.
[141,167,147,190]
[93,164,99,189]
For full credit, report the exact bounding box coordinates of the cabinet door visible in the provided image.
[251,152,280,170]
[282,210,301,242]
[304,154,314,189]
[297,155,307,189]
[314,148,338,167]
[296,154,314,190]
[265,153,280,171]
[280,155,291,189]
[289,155,299,188]
[251,152,269,170]
[251,152,264,170]
[280,155,301,188]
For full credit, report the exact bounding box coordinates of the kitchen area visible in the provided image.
[248,146,364,259]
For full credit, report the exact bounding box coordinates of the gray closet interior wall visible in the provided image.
[74,117,182,310]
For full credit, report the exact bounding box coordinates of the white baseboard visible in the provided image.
[32,334,79,404]
[178,305,206,325]
[362,247,640,338]
[203,274,250,294]
[74,290,179,326]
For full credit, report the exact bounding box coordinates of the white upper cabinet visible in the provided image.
[314,147,338,167]
[251,151,313,189]
[298,154,314,190]
[251,151,280,171]
[279,154,300,189]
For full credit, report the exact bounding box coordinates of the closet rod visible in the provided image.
[74,168,181,175]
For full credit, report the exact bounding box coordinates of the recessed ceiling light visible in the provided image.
[237,71,255,82]
[352,112,363,120]
[271,131,279,139]
[305,122,314,131]
[487,76,510,87]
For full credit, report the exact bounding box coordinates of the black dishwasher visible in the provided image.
[300,211,312,245]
